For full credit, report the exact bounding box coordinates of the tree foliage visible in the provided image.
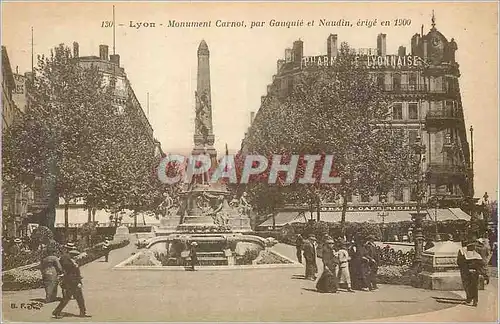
[239,42,415,230]
[2,43,168,230]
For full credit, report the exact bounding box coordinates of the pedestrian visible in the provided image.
[52,248,91,319]
[303,234,318,280]
[316,238,338,293]
[189,241,198,271]
[348,240,361,290]
[364,235,380,291]
[358,238,371,291]
[338,240,355,292]
[40,246,63,303]
[462,242,488,306]
[102,238,111,262]
[295,234,304,263]
[492,242,498,267]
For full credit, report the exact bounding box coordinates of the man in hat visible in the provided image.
[52,244,90,319]
[102,238,111,262]
[303,234,318,280]
[295,234,304,263]
[461,241,488,306]
[364,235,380,291]
[338,240,355,292]
[189,241,198,271]
[9,238,24,255]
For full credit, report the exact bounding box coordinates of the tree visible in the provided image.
[240,42,414,233]
[2,44,118,234]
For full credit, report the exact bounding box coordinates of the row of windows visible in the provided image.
[391,100,459,120]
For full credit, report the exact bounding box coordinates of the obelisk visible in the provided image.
[192,40,217,166]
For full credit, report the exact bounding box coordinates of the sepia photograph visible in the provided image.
[1,1,499,322]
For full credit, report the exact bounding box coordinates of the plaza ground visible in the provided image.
[2,236,498,322]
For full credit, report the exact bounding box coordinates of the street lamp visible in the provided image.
[410,134,427,272]
[378,194,388,242]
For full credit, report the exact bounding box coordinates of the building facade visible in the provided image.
[2,46,33,237]
[242,19,474,229]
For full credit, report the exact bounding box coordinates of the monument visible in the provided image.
[148,40,265,266]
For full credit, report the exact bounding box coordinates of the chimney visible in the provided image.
[292,39,303,62]
[110,54,120,66]
[250,111,255,125]
[423,40,428,59]
[16,66,19,74]
[411,34,421,55]
[99,45,109,60]
[398,46,406,56]
[377,34,387,56]
[285,48,293,63]
[327,34,338,57]
[73,42,79,58]
[277,59,285,72]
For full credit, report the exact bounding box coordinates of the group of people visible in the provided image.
[457,234,492,307]
[296,233,380,293]
[39,237,111,319]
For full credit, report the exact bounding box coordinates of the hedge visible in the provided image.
[2,240,130,291]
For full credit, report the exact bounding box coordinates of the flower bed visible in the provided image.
[255,250,293,265]
[376,265,415,286]
[2,240,130,291]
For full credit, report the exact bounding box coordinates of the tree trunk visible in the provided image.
[87,207,92,223]
[92,209,96,222]
[341,192,348,235]
[316,199,321,222]
[272,212,276,230]
[64,199,70,239]
[134,213,137,229]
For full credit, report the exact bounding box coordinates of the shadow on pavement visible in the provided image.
[291,274,307,280]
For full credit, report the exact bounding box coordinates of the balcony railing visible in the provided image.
[382,83,427,92]
[427,163,466,173]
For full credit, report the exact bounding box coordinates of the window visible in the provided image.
[361,193,370,202]
[392,103,403,120]
[408,103,419,119]
[394,188,403,202]
[345,194,352,203]
[410,186,418,201]
[408,130,418,145]
[377,73,385,89]
[393,73,401,91]
[409,73,417,85]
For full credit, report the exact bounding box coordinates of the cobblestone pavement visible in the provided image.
[2,238,488,322]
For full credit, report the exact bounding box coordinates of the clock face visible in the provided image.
[431,37,440,47]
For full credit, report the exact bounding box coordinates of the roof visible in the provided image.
[1,46,16,91]
[257,208,470,227]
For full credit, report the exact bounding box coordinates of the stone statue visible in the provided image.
[238,192,252,217]
[195,90,211,138]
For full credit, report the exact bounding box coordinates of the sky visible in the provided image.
[2,1,498,199]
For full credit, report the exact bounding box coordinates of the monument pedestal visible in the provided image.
[419,241,485,291]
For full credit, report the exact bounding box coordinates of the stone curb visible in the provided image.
[113,248,303,271]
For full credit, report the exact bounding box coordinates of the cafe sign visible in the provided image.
[320,205,418,212]
[301,54,425,69]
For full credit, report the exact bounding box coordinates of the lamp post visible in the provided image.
[410,134,427,272]
[378,194,388,242]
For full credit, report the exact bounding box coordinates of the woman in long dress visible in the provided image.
[316,238,339,293]
[40,247,63,303]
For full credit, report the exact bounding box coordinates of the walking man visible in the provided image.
[189,241,198,271]
[102,238,111,262]
[295,234,304,263]
[303,234,318,280]
[338,240,355,292]
[463,242,488,306]
[364,235,380,291]
[52,248,91,319]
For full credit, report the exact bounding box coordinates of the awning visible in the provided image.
[258,211,307,227]
[257,208,470,227]
[55,207,160,227]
